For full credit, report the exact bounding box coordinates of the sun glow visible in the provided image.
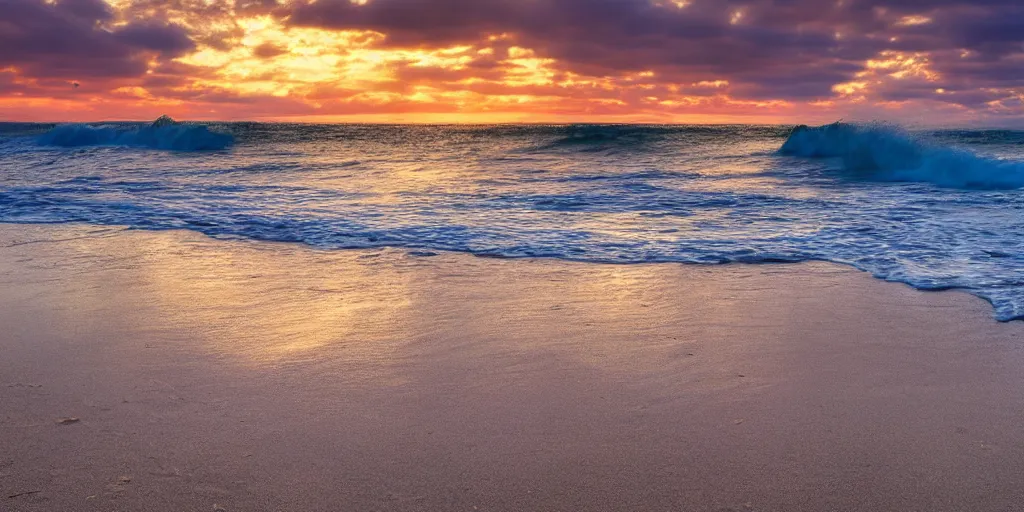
[832,50,940,101]
[146,11,752,121]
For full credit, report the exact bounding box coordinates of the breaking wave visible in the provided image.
[780,122,1024,189]
[38,117,233,151]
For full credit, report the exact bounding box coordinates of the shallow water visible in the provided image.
[1,122,1022,320]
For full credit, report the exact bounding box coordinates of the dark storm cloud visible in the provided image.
[113,22,197,57]
[0,0,193,80]
[287,0,1024,103]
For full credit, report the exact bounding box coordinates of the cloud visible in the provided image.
[0,0,194,80]
[113,22,196,58]
[1,0,1022,123]
[252,42,289,58]
[286,0,1024,106]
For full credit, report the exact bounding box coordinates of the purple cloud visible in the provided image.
[287,0,1024,104]
[113,22,196,58]
[0,0,193,80]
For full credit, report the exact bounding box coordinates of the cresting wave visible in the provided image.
[37,116,233,151]
[781,122,1024,190]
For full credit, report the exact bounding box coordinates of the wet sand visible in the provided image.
[2,223,1024,512]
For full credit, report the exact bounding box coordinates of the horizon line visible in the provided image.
[4,119,1024,130]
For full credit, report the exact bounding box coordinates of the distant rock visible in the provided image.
[151,115,178,128]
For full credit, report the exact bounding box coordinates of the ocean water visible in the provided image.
[1,121,1022,320]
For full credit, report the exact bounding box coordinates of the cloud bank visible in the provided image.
[1,0,1021,124]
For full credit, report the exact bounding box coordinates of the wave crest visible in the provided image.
[38,117,233,151]
[780,122,1024,189]
[541,125,664,152]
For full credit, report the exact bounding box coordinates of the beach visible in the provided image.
[5,0,1024,508]
[2,222,1024,511]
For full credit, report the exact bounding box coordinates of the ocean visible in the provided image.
[0,121,1022,320]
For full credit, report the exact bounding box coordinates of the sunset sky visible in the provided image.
[1,0,1022,124]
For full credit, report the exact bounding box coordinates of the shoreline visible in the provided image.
[0,220,1013,323]
[3,223,1024,511]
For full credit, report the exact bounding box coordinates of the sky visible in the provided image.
[1,0,1022,125]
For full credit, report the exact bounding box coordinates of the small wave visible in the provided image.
[38,116,233,151]
[554,125,639,145]
[538,124,667,152]
[780,122,1024,189]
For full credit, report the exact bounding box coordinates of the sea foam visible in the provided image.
[38,117,233,151]
[781,122,1024,189]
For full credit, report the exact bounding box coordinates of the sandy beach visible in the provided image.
[2,223,1024,512]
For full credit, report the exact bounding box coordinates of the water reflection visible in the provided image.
[1,223,1016,397]
[0,225,748,375]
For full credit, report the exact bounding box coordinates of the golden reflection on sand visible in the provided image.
[0,224,755,374]
[2,222,993,395]
[2,227,415,368]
